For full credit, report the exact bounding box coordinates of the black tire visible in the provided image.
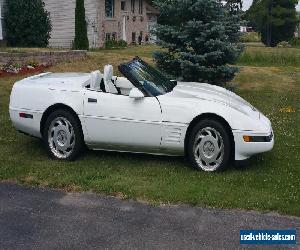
[187,119,231,172]
[43,109,84,161]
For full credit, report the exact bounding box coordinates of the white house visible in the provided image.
[0,0,159,48]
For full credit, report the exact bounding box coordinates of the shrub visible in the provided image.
[74,0,89,50]
[289,37,300,47]
[240,32,261,43]
[26,60,39,68]
[105,40,127,49]
[1,63,21,73]
[5,0,52,47]
[277,41,292,48]
[118,40,128,48]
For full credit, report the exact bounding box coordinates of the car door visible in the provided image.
[83,90,162,152]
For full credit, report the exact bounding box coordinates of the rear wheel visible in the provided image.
[43,109,84,160]
[187,119,231,171]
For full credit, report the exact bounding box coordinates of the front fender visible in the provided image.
[193,100,270,133]
[159,94,271,134]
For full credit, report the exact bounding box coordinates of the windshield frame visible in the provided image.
[118,58,176,97]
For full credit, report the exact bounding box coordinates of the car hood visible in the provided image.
[170,82,260,119]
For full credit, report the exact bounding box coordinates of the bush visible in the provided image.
[289,37,300,47]
[1,63,21,73]
[26,60,39,68]
[74,0,89,50]
[105,40,127,49]
[5,0,52,47]
[240,32,261,43]
[277,41,292,48]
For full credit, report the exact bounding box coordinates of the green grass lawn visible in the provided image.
[0,45,299,216]
[238,46,300,67]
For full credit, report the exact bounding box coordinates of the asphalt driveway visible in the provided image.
[0,182,299,249]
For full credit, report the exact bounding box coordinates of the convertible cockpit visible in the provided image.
[86,58,177,97]
[88,65,134,96]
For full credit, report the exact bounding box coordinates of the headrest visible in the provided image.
[90,70,102,90]
[104,65,113,82]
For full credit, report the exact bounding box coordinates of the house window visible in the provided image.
[112,32,117,41]
[131,0,135,13]
[105,0,115,18]
[138,0,143,15]
[138,31,143,44]
[121,0,126,11]
[132,32,136,44]
[106,33,111,41]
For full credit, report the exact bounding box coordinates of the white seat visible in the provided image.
[103,65,118,94]
[90,70,102,91]
[115,77,134,95]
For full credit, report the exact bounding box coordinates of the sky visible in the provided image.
[242,0,300,11]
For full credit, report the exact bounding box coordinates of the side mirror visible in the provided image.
[129,88,144,99]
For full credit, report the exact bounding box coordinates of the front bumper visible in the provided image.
[233,130,274,161]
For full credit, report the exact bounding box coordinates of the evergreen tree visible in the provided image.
[74,0,89,50]
[5,0,52,47]
[246,0,298,47]
[223,0,244,43]
[224,0,243,15]
[153,0,243,85]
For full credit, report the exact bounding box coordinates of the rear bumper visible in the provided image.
[233,130,274,161]
[9,107,43,138]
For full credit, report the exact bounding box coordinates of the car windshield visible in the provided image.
[119,58,177,97]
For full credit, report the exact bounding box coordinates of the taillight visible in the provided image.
[19,113,33,119]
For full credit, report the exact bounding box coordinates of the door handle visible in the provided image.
[88,98,97,103]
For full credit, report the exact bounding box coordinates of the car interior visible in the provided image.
[87,65,134,96]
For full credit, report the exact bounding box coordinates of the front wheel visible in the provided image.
[43,109,84,160]
[187,119,231,172]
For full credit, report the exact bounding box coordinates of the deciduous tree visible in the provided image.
[246,0,298,47]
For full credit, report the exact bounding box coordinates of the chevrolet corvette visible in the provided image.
[9,58,274,171]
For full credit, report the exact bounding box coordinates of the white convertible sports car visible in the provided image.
[9,58,274,171]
